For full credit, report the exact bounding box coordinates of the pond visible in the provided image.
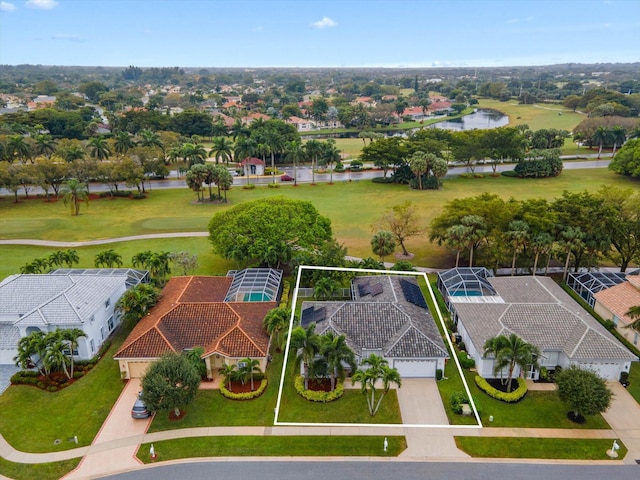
[429,109,509,131]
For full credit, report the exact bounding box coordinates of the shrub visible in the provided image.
[294,376,344,402]
[37,381,45,389]
[436,369,443,381]
[47,386,58,392]
[242,184,256,190]
[220,379,268,400]
[279,281,291,308]
[475,375,528,403]
[457,350,475,369]
[267,183,280,189]
[500,170,518,177]
[372,176,394,184]
[132,194,146,200]
[450,391,470,414]
[602,319,616,330]
[334,162,345,172]
[73,371,84,379]
[620,371,629,386]
[349,160,363,171]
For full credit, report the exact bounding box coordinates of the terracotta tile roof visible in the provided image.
[114,277,273,360]
[241,157,265,166]
[594,280,640,326]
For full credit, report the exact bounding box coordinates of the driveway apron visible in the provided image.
[601,381,640,465]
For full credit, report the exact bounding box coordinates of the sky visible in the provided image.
[0,0,639,68]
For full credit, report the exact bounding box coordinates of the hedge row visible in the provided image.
[294,375,343,402]
[220,379,268,400]
[474,375,527,403]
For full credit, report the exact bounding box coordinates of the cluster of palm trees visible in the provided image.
[219,358,262,392]
[482,333,540,393]
[115,283,161,325]
[577,125,628,158]
[20,249,79,274]
[351,354,402,417]
[14,328,85,380]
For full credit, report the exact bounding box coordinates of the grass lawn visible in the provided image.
[476,98,585,132]
[0,327,130,452]
[2,169,636,282]
[455,437,626,460]
[136,436,406,463]
[627,361,640,405]
[0,457,80,480]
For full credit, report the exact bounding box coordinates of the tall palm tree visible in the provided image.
[560,226,585,280]
[138,129,164,152]
[610,126,627,156]
[7,135,32,163]
[94,249,123,268]
[234,138,257,184]
[61,179,89,216]
[210,137,233,165]
[264,130,285,184]
[219,363,237,392]
[506,220,530,276]
[230,120,250,141]
[181,142,207,168]
[62,145,85,163]
[408,151,428,190]
[14,330,48,376]
[291,324,320,390]
[284,140,305,187]
[115,284,160,324]
[624,306,640,332]
[321,332,356,391]
[304,139,323,185]
[263,307,290,352]
[43,334,71,379]
[239,358,262,391]
[483,333,540,393]
[87,136,112,161]
[320,139,341,184]
[60,328,85,377]
[351,354,401,416]
[61,249,80,267]
[48,250,67,269]
[113,131,136,156]
[530,232,553,276]
[460,215,487,267]
[34,134,56,159]
[444,224,468,268]
[591,126,613,159]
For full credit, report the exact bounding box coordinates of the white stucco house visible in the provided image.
[437,268,637,381]
[0,269,148,365]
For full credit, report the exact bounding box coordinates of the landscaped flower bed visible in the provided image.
[475,375,527,403]
[294,375,344,402]
[220,379,268,400]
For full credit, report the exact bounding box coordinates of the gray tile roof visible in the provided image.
[0,325,20,349]
[452,275,636,361]
[303,275,448,360]
[0,274,126,327]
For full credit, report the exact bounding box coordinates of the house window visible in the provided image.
[105,298,110,309]
[62,345,79,356]
[612,315,620,327]
[238,361,247,368]
[89,339,95,354]
[100,326,105,340]
[107,316,114,331]
[634,333,639,346]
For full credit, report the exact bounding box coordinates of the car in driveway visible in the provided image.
[131,392,151,419]
[280,174,295,182]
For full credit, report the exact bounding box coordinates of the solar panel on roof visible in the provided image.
[358,283,371,296]
[313,307,327,323]
[369,282,383,297]
[301,307,315,326]
[399,278,428,309]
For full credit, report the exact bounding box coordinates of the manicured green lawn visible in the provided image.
[2,169,636,282]
[137,436,406,462]
[0,327,129,452]
[476,98,585,132]
[0,457,80,480]
[455,437,626,460]
[627,361,640,405]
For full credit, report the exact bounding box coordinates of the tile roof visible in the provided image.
[304,276,448,360]
[452,276,636,361]
[114,276,273,360]
[593,280,640,326]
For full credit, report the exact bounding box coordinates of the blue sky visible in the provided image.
[0,0,639,67]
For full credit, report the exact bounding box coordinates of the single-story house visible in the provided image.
[0,269,148,365]
[567,270,636,308]
[241,157,265,176]
[301,275,449,378]
[114,269,282,379]
[286,116,315,131]
[438,268,637,380]
[593,274,640,346]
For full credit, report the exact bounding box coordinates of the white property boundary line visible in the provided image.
[273,265,482,429]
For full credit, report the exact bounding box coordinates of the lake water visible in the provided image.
[429,109,509,131]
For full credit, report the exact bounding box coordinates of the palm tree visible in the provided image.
[352,354,402,416]
[48,250,67,269]
[624,306,640,332]
[284,140,305,187]
[230,120,250,141]
[408,151,428,190]
[94,249,123,268]
[60,328,85,378]
[181,143,207,168]
[219,363,238,392]
[460,215,487,267]
[7,135,32,163]
[34,134,56,159]
[14,330,48,375]
[313,276,340,300]
[43,335,71,379]
[321,332,356,391]
[263,307,290,352]
[610,126,627,156]
[304,139,323,185]
[239,358,262,391]
[115,284,160,324]
[264,130,285,184]
[320,139,341,184]
[61,179,89,215]
[291,324,320,390]
[444,224,468,268]
[61,249,80,267]
[530,232,553,276]
[560,226,585,280]
[210,137,233,165]
[62,145,85,163]
[483,333,540,393]
[138,129,164,152]
[87,136,112,161]
[113,131,136,156]
[591,126,613,159]
[371,230,396,262]
[506,220,530,276]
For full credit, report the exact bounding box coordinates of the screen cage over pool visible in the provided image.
[437,267,496,310]
[225,268,283,303]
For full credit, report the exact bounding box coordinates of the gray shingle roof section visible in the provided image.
[303,275,448,360]
[50,268,148,289]
[451,275,636,361]
[0,325,20,348]
[0,274,126,326]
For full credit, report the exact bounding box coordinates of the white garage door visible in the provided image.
[393,359,436,378]
[577,362,621,380]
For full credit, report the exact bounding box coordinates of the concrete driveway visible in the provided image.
[64,378,151,479]
[0,365,19,395]
[396,379,469,459]
[602,381,640,464]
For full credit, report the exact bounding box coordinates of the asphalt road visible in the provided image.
[100,460,640,480]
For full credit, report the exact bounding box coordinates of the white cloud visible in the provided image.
[311,16,336,29]
[25,0,58,9]
[1,1,16,11]
[51,33,85,42]
[251,26,263,32]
